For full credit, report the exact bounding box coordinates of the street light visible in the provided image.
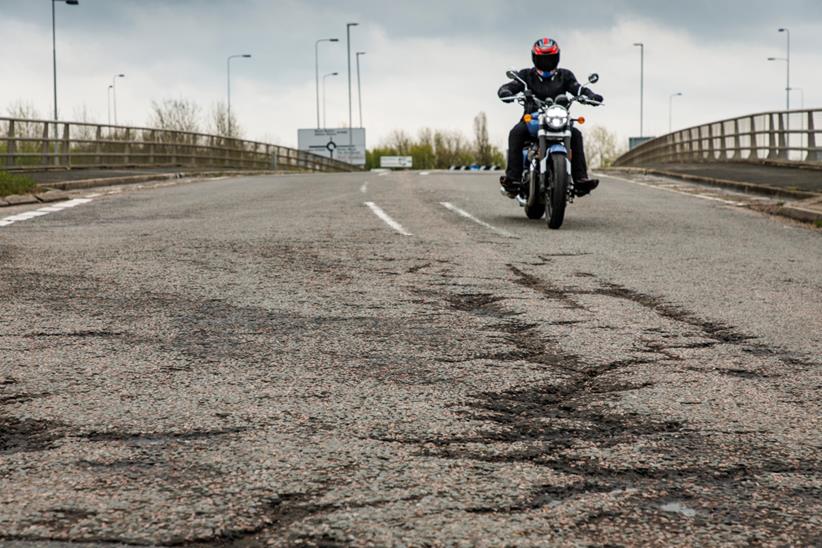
[322,72,338,130]
[633,42,644,137]
[111,73,125,125]
[356,51,367,128]
[346,22,359,143]
[778,28,791,112]
[315,38,339,129]
[52,0,79,163]
[669,92,683,133]
[107,84,113,126]
[227,54,252,138]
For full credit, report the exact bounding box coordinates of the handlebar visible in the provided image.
[500,93,602,107]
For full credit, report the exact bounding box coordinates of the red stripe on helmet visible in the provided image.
[533,38,559,55]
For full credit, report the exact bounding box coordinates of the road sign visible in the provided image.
[380,156,413,169]
[298,128,366,166]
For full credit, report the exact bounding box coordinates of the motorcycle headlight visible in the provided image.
[545,106,568,129]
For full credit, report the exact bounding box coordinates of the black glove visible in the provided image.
[590,93,604,103]
[499,89,515,103]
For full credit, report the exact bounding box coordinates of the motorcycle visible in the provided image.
[500,71,602,229]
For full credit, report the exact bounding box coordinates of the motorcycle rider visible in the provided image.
[498,38,603,197]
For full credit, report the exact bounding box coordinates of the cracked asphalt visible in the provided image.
[1,171,820,546]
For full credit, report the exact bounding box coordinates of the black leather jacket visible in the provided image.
[498,68,599,112]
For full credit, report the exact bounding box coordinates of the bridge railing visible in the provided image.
[614,109,822,167]
[0,117,357,173]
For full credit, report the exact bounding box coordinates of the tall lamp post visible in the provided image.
[52,0,79,163]
[322,72,338,129]
[111,73,125,125]
[355,51,367,128]
[633,42,644,138]
[346,22,359,143]
[227,54,252,138]
[107,84,113,126]
[778,28,790,112]
[315,38,339,129]
[668,92,683,133]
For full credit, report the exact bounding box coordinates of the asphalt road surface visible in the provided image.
[1,171,820,546]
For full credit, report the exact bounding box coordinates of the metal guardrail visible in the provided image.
[614,109,822,167]
[0,117,357,173]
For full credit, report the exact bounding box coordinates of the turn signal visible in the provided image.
[577,116,586,125]
[523,114,533,123]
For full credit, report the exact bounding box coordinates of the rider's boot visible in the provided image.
[574,178,599,197]
[499,175,521,198]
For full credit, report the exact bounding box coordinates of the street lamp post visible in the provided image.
[346,22,359,143]
[107,84,113,126]
[669,92,683,133]
[52,0,79,164]
[322,72,338,130]
[633,42,644,138]
[111,73,125,125]
[356,51,366,128]
[315,38,339,129]
[227,54,252,138]
[778,28,790,112]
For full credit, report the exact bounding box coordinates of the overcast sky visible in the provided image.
[2,0,821,150]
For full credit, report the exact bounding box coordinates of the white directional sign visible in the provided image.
[298,128,366,166]
[380,156,414,169]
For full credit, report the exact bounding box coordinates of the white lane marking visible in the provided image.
[85,192,103,198]
[360,181,368,193]
[0,198,92,229]
[602,173,746,207]
[420,171,430,176]
[378,172,389,177]
[364,202,412,236]
[440,202,518,238]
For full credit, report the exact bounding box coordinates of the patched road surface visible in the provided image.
[1,172,820,546]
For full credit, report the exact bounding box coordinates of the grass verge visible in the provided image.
[0,171,37,198]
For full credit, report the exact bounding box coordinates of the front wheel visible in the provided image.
[524,169,545,220]
[546,154,568,229]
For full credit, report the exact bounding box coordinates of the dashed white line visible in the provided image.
[440,202,517,238]
[602,173,746,207]
[0,198,92,229]
[360,182,368,193]
[364,202,412,236]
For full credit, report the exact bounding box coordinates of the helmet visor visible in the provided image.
[533,52,559,72]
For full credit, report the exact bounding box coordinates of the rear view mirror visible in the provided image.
[588,73,600,84]
[506,69,528,89]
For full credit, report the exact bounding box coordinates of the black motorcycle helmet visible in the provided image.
[532,38,560,75]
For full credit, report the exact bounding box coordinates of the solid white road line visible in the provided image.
[360,182,368,193]
[364,202,412,236]
[0,198,92,229]
[602,173,746,207]
[440,202,517,238]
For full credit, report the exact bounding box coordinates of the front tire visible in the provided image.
[546,154,568,229]
[524,169,545,220]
